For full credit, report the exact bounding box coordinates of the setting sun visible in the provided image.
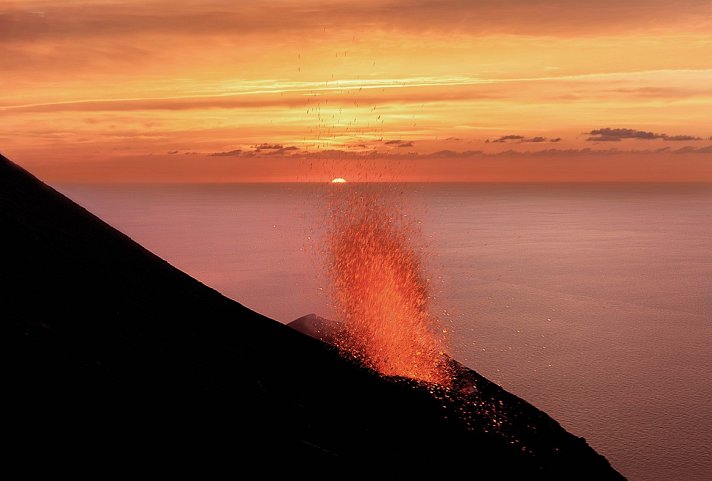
[331,178,347,183]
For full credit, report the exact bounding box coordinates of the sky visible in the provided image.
[1,0,711,182]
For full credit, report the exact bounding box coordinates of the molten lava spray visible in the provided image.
[326,189,451,386]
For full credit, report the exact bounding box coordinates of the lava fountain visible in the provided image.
[325,188,451,386]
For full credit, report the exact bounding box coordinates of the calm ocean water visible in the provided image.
[58,182,712,481]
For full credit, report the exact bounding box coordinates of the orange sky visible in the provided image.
[1,0,711,182]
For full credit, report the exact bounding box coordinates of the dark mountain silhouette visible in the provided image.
[2,153,624,477]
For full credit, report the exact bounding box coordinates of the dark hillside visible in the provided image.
[2,153,623,477]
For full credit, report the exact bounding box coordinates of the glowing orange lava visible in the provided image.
[326,190,451,386]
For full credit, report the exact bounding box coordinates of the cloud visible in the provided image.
[0,95,311,113]
[277,145,712,160]
[253,144,300,156]
[480,146,712,157]
[383,139,415,147]
[490,135,562,143]
[209,144,301,156]
[426,150,484,158]
[673,146,698,154]
[254,143,286,150]
[587,128,658,141]
[587,136,622,142]
[1,0,707,45]
[587,128,702,142]
[283,142,710,159]
[610,86,712,99]
[674,145,712,154]
[491,135,525,143]
[0,85,502,113]
[664,135,702,141]
[210,149,242,157]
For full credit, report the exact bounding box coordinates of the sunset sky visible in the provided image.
[1,0,711,182]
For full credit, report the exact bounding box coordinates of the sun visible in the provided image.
[331,177,347,183]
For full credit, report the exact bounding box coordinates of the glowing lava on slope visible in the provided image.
[326,189,451,386]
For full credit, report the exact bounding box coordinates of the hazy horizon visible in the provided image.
[51,179,712,185]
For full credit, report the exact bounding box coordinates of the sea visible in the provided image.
[57,182,712,481]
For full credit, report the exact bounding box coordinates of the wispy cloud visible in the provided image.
[209,143,301,157]
[2,0,709,44]
[210,149,242,157]
[205,145,712,161]
[490,134,562,143]
[384,140,415,147]
[0,76,494,113]
[491,135,525,143]
[253,143,294,150]
[587,127,703,142]
[4,69,712,114]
